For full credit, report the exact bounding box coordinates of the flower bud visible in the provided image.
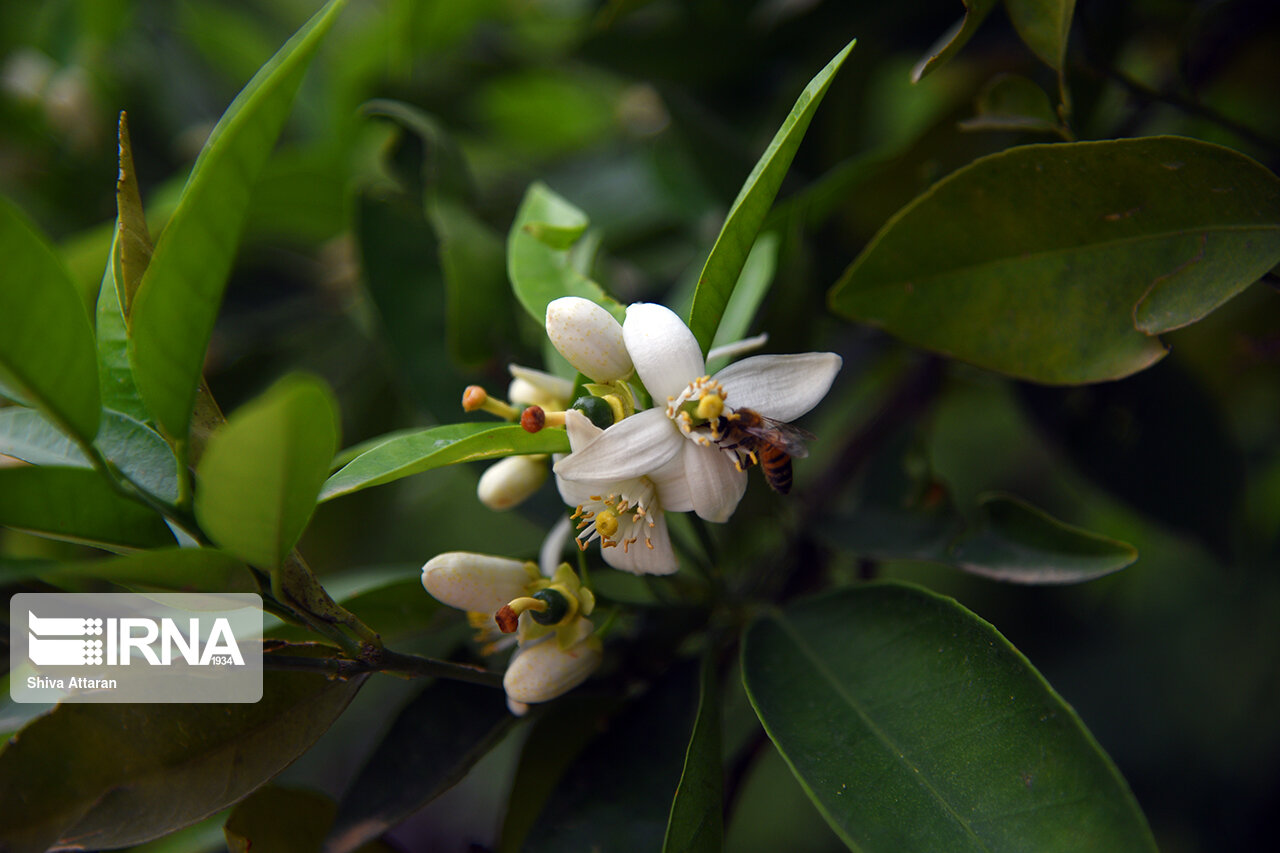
[503,619,602,705]
[508,364,574,409]
[545,297,633,383]
[421,552,534,614]
[477,456,548,510]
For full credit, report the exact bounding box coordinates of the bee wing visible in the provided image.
[746,416,814,458]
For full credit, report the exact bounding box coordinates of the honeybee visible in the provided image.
[710,407,814,494]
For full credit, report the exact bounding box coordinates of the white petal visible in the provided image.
[553,407,681,483]
[421,552,532,613]
[508,364,575,407]
[683,444,747,523]
[648,451,693,512]
[714,352,842,422]
[555,472,597,507]
[477,455,548,511]
[564,409,603,451]
[602,511,678,575]
[503,620,601,703]
[623,303,704,401]
[540,514,573,577]
[545,297,633,383]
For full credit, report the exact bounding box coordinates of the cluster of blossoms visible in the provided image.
[422,297,841,712]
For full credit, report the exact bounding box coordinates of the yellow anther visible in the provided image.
[696,393,724,421]
[463,385,520,420]
[595,509,619,539]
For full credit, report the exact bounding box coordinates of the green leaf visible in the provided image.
[128,0,348,444]
[361,99,476,204]
[321,423,568,502]
[507,182,624,325]
[951,493,1138,583]
[0,407,179,504]
[829,137,1280,384]
[195,374,339,569]
[663,654,723,853]
[742,584,1157,852]
[354,190,458,419]
[687,40,854,355]
[96,252,151,423]
[115,110,153,315]
[1005,0,1077,71]
[0,467,174,551]
[326,680,516,853]
[911,1,998,83]
[0,196,101,443]
[433,197,515,367]
[705,232,779,374]
[0,647,365,853]
[957,73,1062,134]
[522,220,589,250]
[524,661,702,853]
[226,787,336,853]
[40,548,253,592]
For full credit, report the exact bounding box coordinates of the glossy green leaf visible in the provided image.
[742,584,1157,852]
[705,232,779,374]
[911,1,998,83]
[508,182,624,325]
[226,787,336,853]
[950,494,1138,582]
[687,39,854,355]
[321,423,568,502]
[326,680,515,853]
[957,73,1062,134]
[0,407,179,504]
[1006,0,1077,71]
[524,661,701,853]
[0,647,365,853]
[829,137,1280,384]
[0,467,174,551]
[663,654,723,853]
[129,0,348,443]
[195,374,339,569]
[0,196,101,443]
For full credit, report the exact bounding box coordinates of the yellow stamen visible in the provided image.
[463,385,520,420]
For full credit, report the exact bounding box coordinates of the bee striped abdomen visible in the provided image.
[759,445,793,494]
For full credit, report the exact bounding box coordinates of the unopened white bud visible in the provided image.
[421,552,534,614]
[478,455,548,510]
[503,619,602,704]
[545,297,633,383]
[508,364,574,409]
